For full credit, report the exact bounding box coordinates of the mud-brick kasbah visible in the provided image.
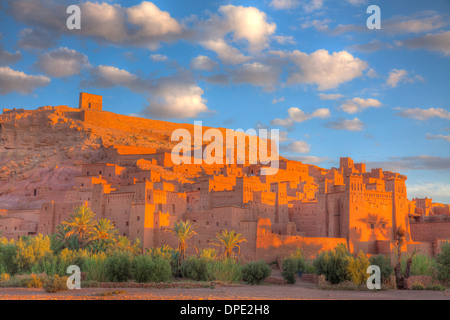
[0,92,449,262]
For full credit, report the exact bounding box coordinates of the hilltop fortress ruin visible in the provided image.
[0,93,449,261]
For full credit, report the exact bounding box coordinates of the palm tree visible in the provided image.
[62,205,96,249]
[90,218,118,251]
[92,219,118,241]
[213,230,247,258]
[170,221,197,263]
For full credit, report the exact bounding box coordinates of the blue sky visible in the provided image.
[0,0,449,202]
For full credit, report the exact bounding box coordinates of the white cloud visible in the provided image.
[400,31,450,56]
[395,107,450,120]
[8,0,184,50]
[287,49,368,90]
[196,5,276,64]
[426,134,450,142]
[35,47,89,78]
[18,28,57,50]
[84,65,138,88]
[345,0,366,5]
[218,5,276,52]
[290,155,329,165]
[272,35,296,45]
[300,18,331,32]
[126,1,183,48]
[201,39,249,65]
[271,107,330,128]
[325,117,364,131]
[271,0,325,12]
[271,117,294,128]
[386,69,425,88]
[0,47,22,66]
[318,93,344,100]
[407,182,450,202]
[281,140,310,153]
[0,66,50,95]
[230,62,280,90]
[349,40,393,52]
[366,155,450,171]
[191,55,219,71]
[150,54,168,62]
[383,14,448,35]
[270,0,300,10]
[340,97,382,113]
[289,107,330,122]
[142,74,210,119]
[272,97,285,104]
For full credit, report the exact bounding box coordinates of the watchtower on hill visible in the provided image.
[79,92,102,111]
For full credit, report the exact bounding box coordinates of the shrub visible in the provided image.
[0,243,18,275]
[104,252,132,282]
[14,235,53,273]
[148,246,180,277]
[131,255,172,283]
[207,258,242,283]
[347,251,370,285]
[426,283,446,291]
[402,253,437,276]
[313,244,351,284]
[84,252,107,282]
[43,275,68,293]
[180,257,209,281]
[437,242,450,282]
[282,258,299,284]
[0,273,10,282]
[24,274,44,288]
[369,254,393,283]
[200,248,218,261]
[241,260,271,285]
[304,263,315,274]
[411,282,425,290]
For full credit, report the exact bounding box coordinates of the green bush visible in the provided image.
[0,273,10,282]
[369,254,393,283]
[14,235,53,273]
[426,283,446,291]
[401,253,437,276]
[207,258,242,283]
[84,252,107,282]
[43,275,68,293]
[104,252,132,282]
[180,257,209,281]
[437,242,450,282]
[0,243,18,275]
[282,258,299,284]
[347,251,370,285]
[313,244,351,284]
[411,282,425,290]
[148,246,180,277]
[23,274,44,288]
[131,255,172,283]
[241,260,271,285]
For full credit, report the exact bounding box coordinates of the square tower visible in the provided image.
[79,92,102,111]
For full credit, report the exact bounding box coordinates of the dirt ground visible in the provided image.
[0,278,449,300]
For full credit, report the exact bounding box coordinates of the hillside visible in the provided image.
[0,105,275,210]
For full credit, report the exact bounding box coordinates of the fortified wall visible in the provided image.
[1,94,449,261]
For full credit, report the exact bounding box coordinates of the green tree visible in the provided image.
[62,205,96,249]
[169,221,197,263]
[213,230,247,258]
[90,219,118,251]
